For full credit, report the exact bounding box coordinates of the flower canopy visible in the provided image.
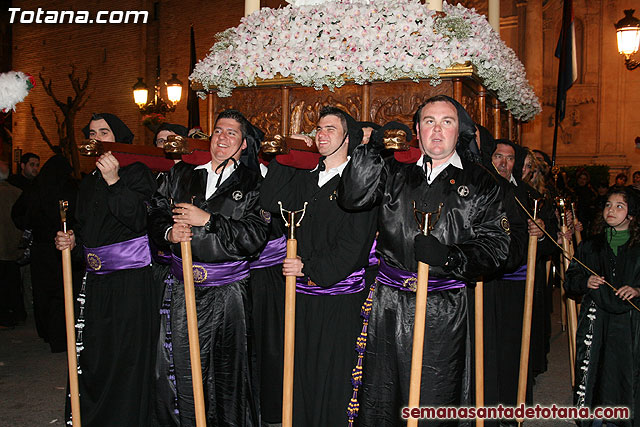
[191,0,541,121]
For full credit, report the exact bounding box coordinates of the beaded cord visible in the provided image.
[347,281,377,425]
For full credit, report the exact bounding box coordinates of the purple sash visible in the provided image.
[83,235,152,274]
[170,254,249,287]
[501,264,527,281]
[249,235,286,270]
[376,259,466,292]
[368,240,379,267]
[295,269,365,295]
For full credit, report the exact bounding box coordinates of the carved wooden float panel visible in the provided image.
[207,73,521,144]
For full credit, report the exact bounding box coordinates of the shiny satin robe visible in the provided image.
[338,145,510,426]
[149,161,269,427]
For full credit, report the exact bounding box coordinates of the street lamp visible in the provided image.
[132,56,184,113]
[614,9,640,70]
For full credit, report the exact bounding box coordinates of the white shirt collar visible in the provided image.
[195,161,237,199]
[313,156,350,188]
[509,174,518,186]
[416,151,463,184]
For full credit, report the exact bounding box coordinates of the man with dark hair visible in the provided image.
[484,139,540,421]
[55,113,159,426]
[149,109,269,426]
[339,95,510,425]
[82,113,134,144]
[259,106,378,426]
[154,123,189,149]
[8,152,39,191]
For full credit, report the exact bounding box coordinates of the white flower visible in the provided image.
[190,0,541,121]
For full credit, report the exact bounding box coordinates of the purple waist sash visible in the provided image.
[83,235,152,274]
[376,259,466,292]
[500,264,527,281]
[295,269,365,295]
[170,254,250,287]
[249,235,286,270]
[368,240,379,267]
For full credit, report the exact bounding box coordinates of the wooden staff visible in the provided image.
[279,201,308,427]
[571,202,582,245]
[516,199,541,425]
[475,281,484,427]
[559,264,567,332]
[407,203,442,427]
[557,198,578,387]
[59,201,81,427]
[179,202,206,427]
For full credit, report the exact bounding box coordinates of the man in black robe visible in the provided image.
[55,113,159,426]
[148,109,269,427]
[481,139,536,424]
[338,95,510,426]
[260,106,378,426]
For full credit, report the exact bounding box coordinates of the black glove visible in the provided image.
[414,234,449,266]
[369,121,413,153]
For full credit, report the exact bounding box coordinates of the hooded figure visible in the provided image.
[488,138,528,182]
[153,123,189,144]
[82,113,134,144]
[259,105,378,426]
[315,106,363,172]
[338,94,510,426]
[148,108,269,427]
[11,154,80,352]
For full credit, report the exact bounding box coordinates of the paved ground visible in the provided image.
[1,289,575,427]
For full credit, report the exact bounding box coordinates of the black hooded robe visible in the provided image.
[338,140,510,426]
[11,155,81,352]
[259,157,378,427]
[149,161,269,427]
[65,162,160,427]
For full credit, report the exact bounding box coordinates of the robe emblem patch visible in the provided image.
[457,185,469,197]
[261,209,272,223]
[86,253,102,271]
[501,216,511,234]
[192,265,208,283]
[402,277,418,292]
[232,190,243,201]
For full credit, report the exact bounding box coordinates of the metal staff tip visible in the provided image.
[59,200,69,233]
[278,201,308,239]
[412,202,443,236]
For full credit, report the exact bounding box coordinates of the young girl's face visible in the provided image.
[604,194,631,230]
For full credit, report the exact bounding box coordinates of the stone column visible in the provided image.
[521,0,543,150]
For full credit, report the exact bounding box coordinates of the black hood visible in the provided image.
[153,123,189,143]
[82,113,134,144]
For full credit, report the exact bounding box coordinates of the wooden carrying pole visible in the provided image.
[557,200,578,386]
[279,201,307,427]
[282,238,297,427]
[407,204,441,427]
[59,201,81,427]
[180,240,206,427]
[571,202,582,245]
[516,200,540,425]
[407,260,429,427]
[475,281,485,427]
